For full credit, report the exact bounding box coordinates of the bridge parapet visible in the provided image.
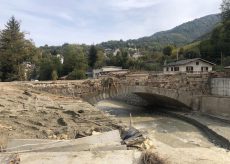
[20,73,211,100]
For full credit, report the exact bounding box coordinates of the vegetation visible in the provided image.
[221,0,230,22]
[88,45,106,69]
[199,0,230,65]
[100,14,221,51]
[163,46,173,56]
[0,16,39,81]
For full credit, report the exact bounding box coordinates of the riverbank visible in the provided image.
[0,83,119,142]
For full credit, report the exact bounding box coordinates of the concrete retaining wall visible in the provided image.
[211,78,230,96]
[201,96,230,119]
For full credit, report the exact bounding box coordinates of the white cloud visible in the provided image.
[107,0,161,10]
[58,13,74,22]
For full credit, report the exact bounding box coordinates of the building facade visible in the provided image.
[87,66,128,78]
[163,58,215,74]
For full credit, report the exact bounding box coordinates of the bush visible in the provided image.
[51,70,58,80]
[214,65,225,72]
[67,69,86,80]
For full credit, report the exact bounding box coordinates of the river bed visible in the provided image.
[96,100,230,164]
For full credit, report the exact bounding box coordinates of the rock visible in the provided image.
[141,139,155,150]
[84,129,93,136]
[75,131,87,138]
[78,110,84,114]
[162,130,167,133]
[23,90,32,96]
[58,134,68,140]
[52,135,57,139]
[57,118,67,126]
[92,131,101,135]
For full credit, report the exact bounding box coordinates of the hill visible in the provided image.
[100,14,221,50]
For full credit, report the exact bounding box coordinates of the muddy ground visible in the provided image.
[0,83,119,141]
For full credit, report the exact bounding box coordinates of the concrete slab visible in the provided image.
[6,130,122,153]
[0,151,142,164]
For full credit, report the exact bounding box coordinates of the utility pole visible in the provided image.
[221,51,223,66]
[177,49,179,61]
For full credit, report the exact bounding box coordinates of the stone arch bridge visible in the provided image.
[23,73,212,111]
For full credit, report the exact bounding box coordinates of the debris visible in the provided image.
[75,131,87,138]
[92,131,101,135]
[141,150,165,164]
[58,134,68,140]
[141,139,155,150]
[6,153,20,164]
[121,127,142,140]
[63,110,80,117]
[78,110,84,114]
[121,127,145,147]
[0,132,8,152]
[23,90,32,97]
[57,118,67,126]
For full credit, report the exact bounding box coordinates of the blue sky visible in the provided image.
[0,0,221,46]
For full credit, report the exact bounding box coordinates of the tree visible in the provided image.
[51,70,58,80]
[67,68,86,80]
[62,44,88,75]
[184,50,199,59]
[94,50,106,69]
[163,46,173,56]
[221,0,230,22]
[88,45,97,68]
[38,59,53,80]
[38,56,62,80]
[178,48,184,56]
[0,16,38,81]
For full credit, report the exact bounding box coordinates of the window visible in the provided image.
[171,67,174,71]
[196,61,199,65]
[186,66,193,73]
[166,67,169,71]
[201,67,208,72]
[174,67,179,71]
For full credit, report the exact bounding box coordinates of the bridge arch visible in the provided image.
[83,85,200,111]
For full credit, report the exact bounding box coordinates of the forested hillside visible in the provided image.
[100,14,221,50]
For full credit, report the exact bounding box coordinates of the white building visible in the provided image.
[113,49,121,56]
[163,58,215,74]
[56,54,64,64]
[88,66,128,78]
[224,66,230,71]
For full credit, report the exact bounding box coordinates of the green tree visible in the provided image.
[38,56,62,80]
[178,48,184,56]
[62,44,88,75]
[221,0,230,22]
[163,46,173,56]
[94,49,106,68]
[184,50,200,59]
[38,59,53,80]
[0,16,38,81]
[67,68,86,80]
[88,45,97,68]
